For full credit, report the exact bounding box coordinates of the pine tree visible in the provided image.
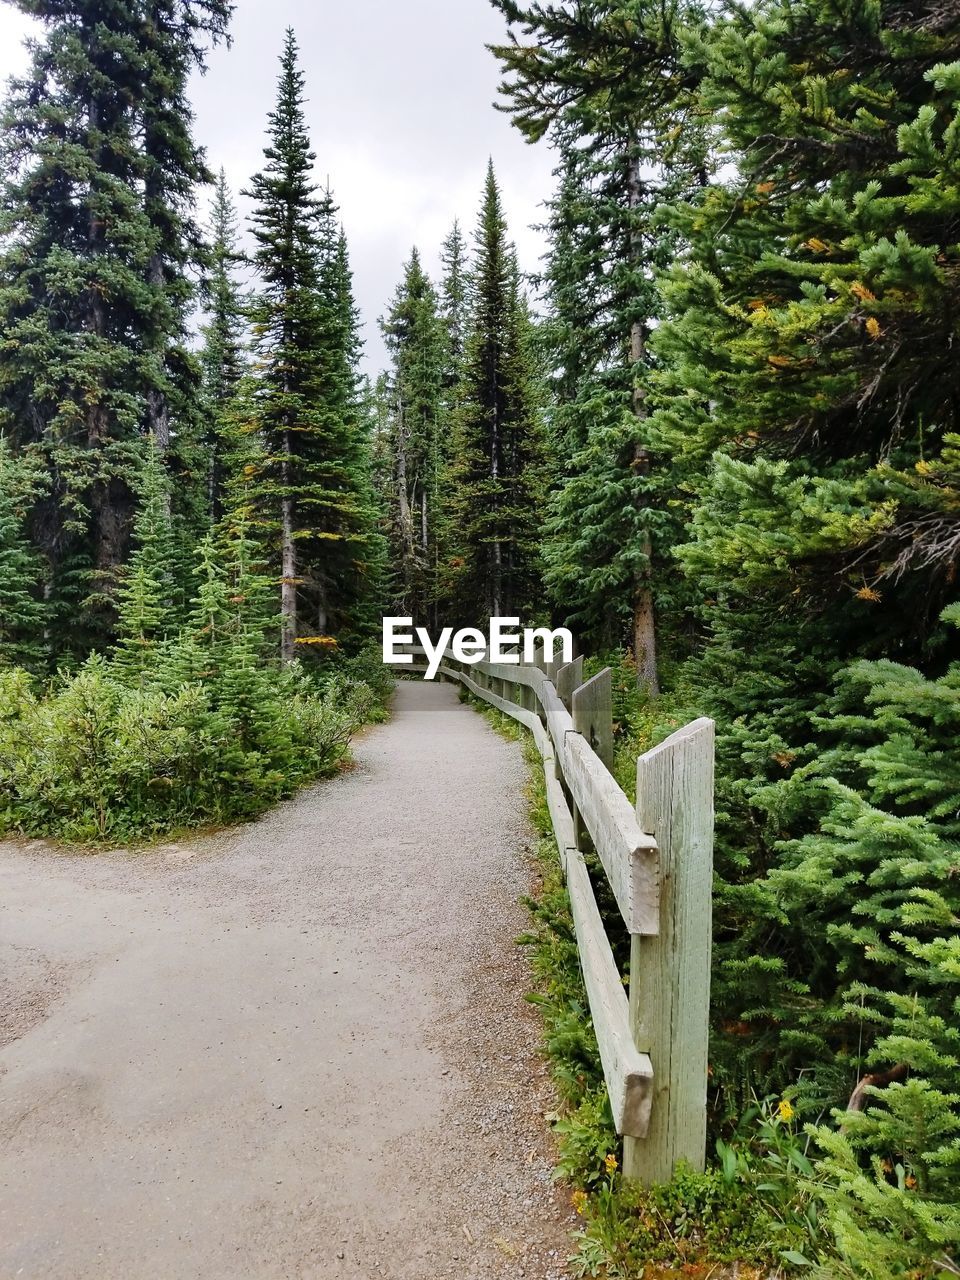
[539,147,689,660]
[246,30,379,661]
[379,249,447,620]
[641,0,960,1106]
[447,163,546,622]
[305,198,383,645]
[653,0,960,675]
[113,445,178,686]
[763,613,960,1272]
[199,170,247,525]
[439,220,469,397]
[490,0,710,684]
[0,0,154,647]
[0,0,230,654]
[138,0,232,454]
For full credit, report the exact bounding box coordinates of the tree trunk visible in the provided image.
[146,378,170,454]
[628,153,660,695]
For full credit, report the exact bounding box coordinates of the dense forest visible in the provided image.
[0,0,957,1276]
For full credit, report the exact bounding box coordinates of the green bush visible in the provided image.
[0,652,378,843]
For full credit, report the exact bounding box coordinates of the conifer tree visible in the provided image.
[761,612,960,1269]
[439,220,469,396]
[0,0,230,653]
[655,0,960,649]
[308,200,383,644]
[199,170,247,525]
[632,0,960,1188]
[491,0,710,684]
[113,446,178,686]
[447,163,546,621]
[379,249,447,620]
[138,0,232,455]
[247,30,379,660]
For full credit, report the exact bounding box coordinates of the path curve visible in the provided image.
[0,681,572,1280]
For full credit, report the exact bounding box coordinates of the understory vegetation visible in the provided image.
[512,654,960,1278]
[0,468,391,841]
[0,653,384,844]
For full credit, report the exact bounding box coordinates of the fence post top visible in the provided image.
[639,717,715,762]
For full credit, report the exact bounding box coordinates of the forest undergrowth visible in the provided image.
[472,650,960,1279]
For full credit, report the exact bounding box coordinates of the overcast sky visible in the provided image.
[0,0,555,374]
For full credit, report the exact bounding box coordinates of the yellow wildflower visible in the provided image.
[571,1189,588,1215]
[604,1153,618,1175]
[777,1099,795,1122]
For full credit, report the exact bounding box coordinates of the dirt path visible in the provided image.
[0,681,572,1280]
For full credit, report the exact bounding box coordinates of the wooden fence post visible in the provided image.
[528,636,565,684]
[571,669,614,772]
[556,656,585,709]
[570,668,614,854]
[624,718,715,1186]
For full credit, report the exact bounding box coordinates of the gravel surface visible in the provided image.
[0,680,574,1280]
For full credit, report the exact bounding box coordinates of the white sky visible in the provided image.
[0,0,555,374]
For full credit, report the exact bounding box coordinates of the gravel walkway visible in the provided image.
[0,680,573,1280]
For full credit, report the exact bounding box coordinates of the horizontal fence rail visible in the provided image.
[396,643,715,1186]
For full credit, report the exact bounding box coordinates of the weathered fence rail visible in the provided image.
[398,644,714,1186]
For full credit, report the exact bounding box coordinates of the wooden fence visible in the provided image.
[400,643,715,1186]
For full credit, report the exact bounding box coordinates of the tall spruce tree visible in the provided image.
[199,169,247,525]
[0,0,230,656]
[490,0,709,685]
[309,201,383,644]
[447,163,545,621]
[247,30,379,661]
[112,445,178,686]
[642,0,960,1166]
[138,0,232,454]
[379,249,447,620]
[439,219,469,397]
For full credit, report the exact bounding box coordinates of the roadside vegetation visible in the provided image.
[0,479,391,843]
[490,652,960,1279]
[0,645,390,846]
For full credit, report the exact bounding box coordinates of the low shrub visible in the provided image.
[0,644,390,844]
